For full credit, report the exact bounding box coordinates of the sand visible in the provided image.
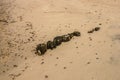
[0,0,120,80]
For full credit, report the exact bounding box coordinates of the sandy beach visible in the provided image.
[0,0,120,80]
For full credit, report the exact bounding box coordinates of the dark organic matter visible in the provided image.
[94,27,100,31]
[53,36,63,46]
[36,43,47,55]
[36,31,81,55]
[88,27,101,33]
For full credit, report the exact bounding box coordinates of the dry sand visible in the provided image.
[0,0,120,80]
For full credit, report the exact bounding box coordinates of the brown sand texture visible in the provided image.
[0,0,120,80]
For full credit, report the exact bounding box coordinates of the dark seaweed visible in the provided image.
[36,31,81,55]
[88,27,101,33]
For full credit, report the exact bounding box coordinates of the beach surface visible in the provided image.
[0,0,120,80]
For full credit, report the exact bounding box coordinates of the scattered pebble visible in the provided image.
[99,23,102,25]
[76,46,78,48]
[45,75,48,78]
[63,67,67,69]
[41,62,44,64]
[96,57,99,60]
[3,71,5,73]
[87,62,91,64]
[56,57,59,59]
[13,65,18,67]
[95,53,98,55]
[24,57,27,60]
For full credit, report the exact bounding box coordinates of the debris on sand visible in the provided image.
[36,31,81,55]
[88,27,100,33]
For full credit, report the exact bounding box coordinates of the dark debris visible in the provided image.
[88,27,101,34]
[36,31,81,55]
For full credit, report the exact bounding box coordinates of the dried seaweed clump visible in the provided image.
[36,31,81,55]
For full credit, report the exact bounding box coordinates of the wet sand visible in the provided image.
[0,0,120,80]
